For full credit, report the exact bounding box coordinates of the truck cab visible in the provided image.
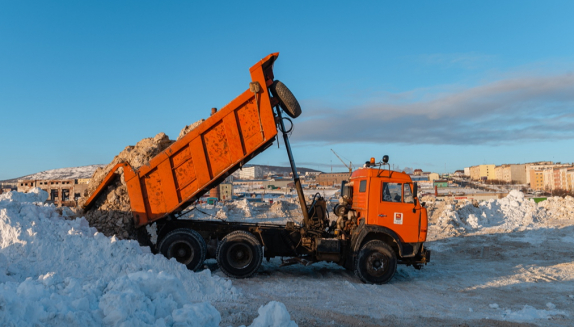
[349,168,428,245]
[334,158,430,284]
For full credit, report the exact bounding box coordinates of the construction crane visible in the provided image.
[330,149,353,174]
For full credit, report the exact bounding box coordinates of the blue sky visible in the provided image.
[1,1,574,179]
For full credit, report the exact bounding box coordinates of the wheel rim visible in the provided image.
[227,243,253,269]
[168,241,195,265]
[366,252,389,277]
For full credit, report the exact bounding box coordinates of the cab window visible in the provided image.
[382,183,402,202]
[403,183,414,203]
[359,180,367,192]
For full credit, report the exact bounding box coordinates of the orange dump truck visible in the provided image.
[84,53,430,284]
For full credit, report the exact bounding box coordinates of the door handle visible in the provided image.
[378,214,387,217]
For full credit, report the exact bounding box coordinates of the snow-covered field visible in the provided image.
[2,189,574,326]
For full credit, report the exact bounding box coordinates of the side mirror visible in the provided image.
[413,182,418,198]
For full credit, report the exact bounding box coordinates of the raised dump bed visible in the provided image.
[84,53,292,227]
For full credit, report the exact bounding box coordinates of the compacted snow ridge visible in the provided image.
[3,188,574,326]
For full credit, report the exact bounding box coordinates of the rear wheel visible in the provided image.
[355,240,397,284]
[216,231,263,278]
[158,228,206,271]
[270,80,302,119]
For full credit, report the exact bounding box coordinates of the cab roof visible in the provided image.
[350,167,413,183]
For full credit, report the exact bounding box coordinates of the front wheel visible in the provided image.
[355,240,397,284]
[216,231,263,278]
[158,228,207,271]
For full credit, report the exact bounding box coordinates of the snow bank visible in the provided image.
[538,195,574,220]
[430,191,549,237]
[0,189,233,326]
[0,189,298,326]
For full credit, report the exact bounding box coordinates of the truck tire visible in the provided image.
[158,228,206,272]
[355,240,397,284]
[216,230,263,279]
[270,80,302,119]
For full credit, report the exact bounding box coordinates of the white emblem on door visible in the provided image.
[394,212,403,225]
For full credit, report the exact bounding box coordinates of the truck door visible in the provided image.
[375,182,419,243]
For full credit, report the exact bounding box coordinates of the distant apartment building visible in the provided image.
[509,164,527,184]
[567,169,574,191]
[17,179,89,207]
[238,166,264,180]
[219,183,233,201]
[469,165,496,181]
[316,172,350,186]
[494,164,526,183]
[263,179,294,189]
[232,180,265,188]
[553,167,570,191]
[0,182,18,190]
[529,170,545,191]
[427,173,440,183]
[464,167,470,176]
[413,169,423,176]
[525,162,572,183]
[453,170,464,177]
[494,165,504,181]
[543,169,555,191]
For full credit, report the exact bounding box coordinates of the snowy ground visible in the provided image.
[215,219,573,326]
[207,191,574,326]
[2,189,574,326]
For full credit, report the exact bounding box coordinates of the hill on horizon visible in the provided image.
[243,164,323,176]
[0,165,105,183]
[1,164,323,183]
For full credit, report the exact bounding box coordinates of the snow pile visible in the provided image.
[269,201,290,217]
[177,119,205,141]
[0,189,298,326]
[0,189,235,326]
[237,198,254,218]
[79,120,208,240]
[430,190,548,238]
[244,301,297,327]
[79,132,174,240]
[538,195,574,220]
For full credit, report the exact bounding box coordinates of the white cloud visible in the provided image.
[292,73,574,145]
